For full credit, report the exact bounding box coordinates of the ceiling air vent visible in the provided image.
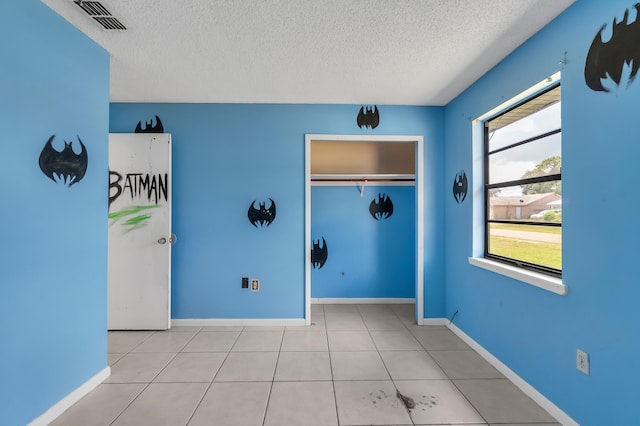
[74,1,126,30]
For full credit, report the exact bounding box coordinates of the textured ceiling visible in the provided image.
[42,0,575,105]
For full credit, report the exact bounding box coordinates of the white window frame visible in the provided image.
[469,72,568,296]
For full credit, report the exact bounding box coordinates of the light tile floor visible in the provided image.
[52,304,561,426]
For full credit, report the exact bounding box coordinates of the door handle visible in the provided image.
[158,234,176,245]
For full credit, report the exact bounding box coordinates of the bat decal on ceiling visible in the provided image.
[135,115,164,133]
[39,135,88,186]
[453,170,468,204]
[357,105,380,129]
[248,198,276,227]
[584,3,640,92]
[311,237,328,269]
[369,193,393,220]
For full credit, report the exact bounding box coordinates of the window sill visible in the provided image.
[468,257,568,295]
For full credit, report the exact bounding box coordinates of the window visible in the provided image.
[484,84,561,277]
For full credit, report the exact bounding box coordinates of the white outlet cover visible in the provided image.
[251,278,260,292]
[576,349,589,375]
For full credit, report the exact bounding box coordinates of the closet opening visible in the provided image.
[304,135,425,325]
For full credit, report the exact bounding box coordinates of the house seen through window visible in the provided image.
[484,84,561,276]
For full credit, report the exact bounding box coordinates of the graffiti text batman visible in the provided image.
[109,171,168,207]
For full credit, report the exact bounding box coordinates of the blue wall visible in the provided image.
[0,1,110,425]
[4,0,635,424]
[311,185,415,298]
[110,105,444,318]
[444,1,640,424]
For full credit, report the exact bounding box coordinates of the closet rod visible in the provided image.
[310,173,415,182]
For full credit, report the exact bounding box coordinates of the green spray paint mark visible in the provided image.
[109,205,160,221]
[109,205,161,231]
[124,214,153,225]
[123,214,154,232]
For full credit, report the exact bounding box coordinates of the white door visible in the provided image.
[108,133,173,330]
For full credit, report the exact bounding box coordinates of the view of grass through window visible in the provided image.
[489,223,561,270]
[485,83,562,276]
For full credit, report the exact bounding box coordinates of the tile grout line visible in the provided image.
[142,327,243,425]
[309,304,340,424]
[181,327,241,426]
[318,305,340,425]
[447,377,491,425]
[260,327,284,426]
[367,305,417,426]
[391,304,419,426]
[408,314,491,425]
[414,326,491,425]
[109,328,212,425]
[107,330,167,426]
[324,308,342,426]
[209,328,244,383]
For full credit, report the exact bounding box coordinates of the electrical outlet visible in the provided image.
[242,277,249,289]
[576,349,589,375]
[251,278,260,292]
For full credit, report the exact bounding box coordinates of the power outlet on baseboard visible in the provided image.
[576,349,589,375]
[251,278,260,292]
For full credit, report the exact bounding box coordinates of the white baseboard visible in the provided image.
[171,318,306,327]
[29,366,111,426]
[447,323,578,426]
[311,298,415,304]
[422,318,448,326]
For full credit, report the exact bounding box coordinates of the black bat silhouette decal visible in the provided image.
[248,198,276,227]
[39,135,88,186]
[357,105,380,129]
[311,237,328,269]
[135,115,164,133]
[453,170,468,204]
[584,3,640,92]
[369,193,393,220]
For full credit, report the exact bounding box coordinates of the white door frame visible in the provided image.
[304,134,424,325]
